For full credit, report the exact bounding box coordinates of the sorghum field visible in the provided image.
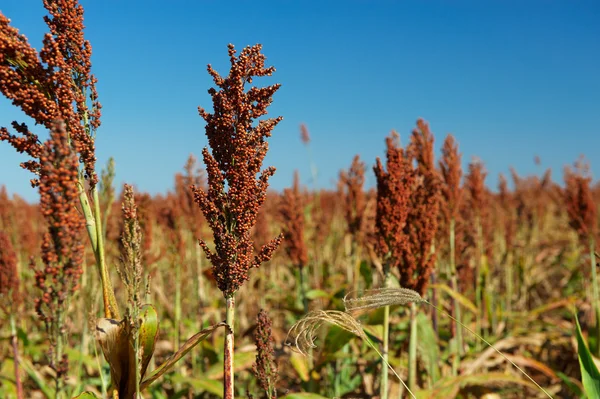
[0,2,599,399]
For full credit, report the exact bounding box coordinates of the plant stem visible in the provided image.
[224,295,235,399]
[175,258,182,350]
[78,181,119,319]
[408,302,418,393]
[590,237,600,357]
[449,218,463,376]
[381,272,390,399]
[475,216,483,352]
[506,250,513,329]
[196,244,204,308]
[10,315,23,399]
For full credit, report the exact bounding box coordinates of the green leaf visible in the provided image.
[205,350,256,379]
[141,322,226,390]
[19,357,54,398]
[139,304,159,379]
[575,315,600,399]
[290,351,310,382]
[170,374,224,397]
[305,289,329,300]
[416,312,440,383]
[72,393,100,399]
[359,260,373,288]
[322,325,355,357]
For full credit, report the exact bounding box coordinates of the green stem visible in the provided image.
[475,216,483,352]
[381,273,390,399]
[506,250,513,329]
[224,295,235,399]
[408,302,418,392]
[78,181,119,319]
[449,218,463,376]
[175,258,182,350]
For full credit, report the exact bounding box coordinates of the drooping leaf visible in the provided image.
[290,351,310,382]
[95,317,130,395]
[575,315,600,398]
[141,322,227,390]
[430,283,477,314]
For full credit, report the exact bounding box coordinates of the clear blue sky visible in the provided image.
[1,0,599,202]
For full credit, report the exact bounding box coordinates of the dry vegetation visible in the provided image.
[1,2,599,399]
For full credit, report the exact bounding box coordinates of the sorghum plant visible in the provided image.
[193,43,283,399]
[0,0,118,319]
[439,134,464,361]
[405,119,441,389]
[340,155,367,292]
[279,172,308,270]
[33,119,85,397]
[252,309,278,399]
[0,231,23,399]
[564,158,599,355]
[464,158,488,347]
[373,131,415,399]
[498,174,516,323]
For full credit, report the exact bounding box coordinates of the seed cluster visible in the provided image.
[439,135,462,223]
[0,0,101,186]
[340,155,367,244]
[0,231,20,314]
[34,120,84,320]
[33,119,84,382]
[564,158,597,243]
[374,119,442,295]
[193,44,283,297]
[279,171,308,269]
[253,309,278,399]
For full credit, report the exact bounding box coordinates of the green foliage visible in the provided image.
[576,315,600,398]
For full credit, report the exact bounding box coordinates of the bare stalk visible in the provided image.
[381,273,390,399]
[408,302,418,392]
[224,295,235,399]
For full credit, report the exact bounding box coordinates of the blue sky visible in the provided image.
[1,0,599,202]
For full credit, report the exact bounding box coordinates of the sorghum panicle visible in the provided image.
[564,158,597,243]
[193,44,283,297]
[0,231,20,314]
[34,119,85,381]
[340,155,367,244]
[373,131,415,277]
[300,124,311,145]
[253,309,278,399]
[119,184,144,314]
[439,134,462,222]
[405,119,441,294]
[279,171,308,269]
[0,0,101,185]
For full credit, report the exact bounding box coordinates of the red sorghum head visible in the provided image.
[193,44,283,297]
